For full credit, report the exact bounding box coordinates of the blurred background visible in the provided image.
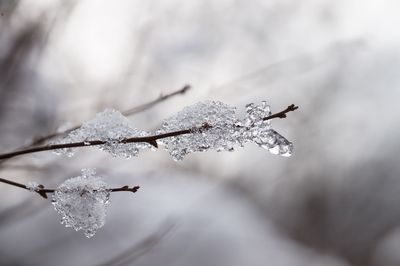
[1,0,400,265]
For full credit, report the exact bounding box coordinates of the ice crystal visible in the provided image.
[241,101,293,157]
[54,109,150,158]
[159,101,293,160]
[26,181,40,192]
[52,169,110,238]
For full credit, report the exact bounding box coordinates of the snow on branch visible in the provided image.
[157,101,296,160]
[0,100,298,238]
[52,169,111,238]
[0,169,140,238]
[0,101,298,160]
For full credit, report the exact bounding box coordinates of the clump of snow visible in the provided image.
[52,168,110,238]
[26,181,40,192]
[157,101,239,160]
[159,101,293,160]
[53,109,150,158]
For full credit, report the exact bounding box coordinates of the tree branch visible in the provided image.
[26,85,191,147]
[122,84,191,116]
[0,177,139,199]
[0,104,298,161]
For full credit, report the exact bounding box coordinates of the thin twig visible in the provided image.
[0,104,298,161]
[0,177,139,199]
[27,85,191,147]
[263,104,299,120]
[122,84,191,116]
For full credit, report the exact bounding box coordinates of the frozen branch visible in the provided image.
[0,101,298,238]
[0,104,298,161]
[0,177,139,199]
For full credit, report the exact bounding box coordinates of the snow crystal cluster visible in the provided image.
[157,101,240,160]
[240,101,292,157]
[26,181,40,192]
[159,101,293,160]
[52,169,110,238]
[53,109,150,158]
[53,101,293,161]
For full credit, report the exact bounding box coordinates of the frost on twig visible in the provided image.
[52,169,111,238]
[159,101,293,160]
[54,109,151,158]
[52,100,294,161]
[158,101,239,160]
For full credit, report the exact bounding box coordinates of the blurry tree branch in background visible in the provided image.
[97,221,176,266]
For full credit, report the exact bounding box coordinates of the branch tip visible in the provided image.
[263,104,299,121]
[181,84,191,93]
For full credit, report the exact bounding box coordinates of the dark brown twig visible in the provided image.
[0,177,139,199]
[110,185,140,193]
[263,104,299,121]
[0,104,298,161]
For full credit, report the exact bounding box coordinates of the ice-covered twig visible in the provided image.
[0,177,140,199]
[0,169,139,237]
[0,104,298,160]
